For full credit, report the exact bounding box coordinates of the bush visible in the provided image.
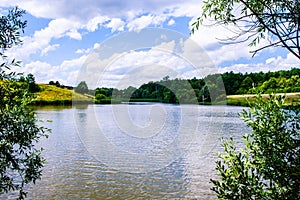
[211,94,300,199]
[0,7,49,199]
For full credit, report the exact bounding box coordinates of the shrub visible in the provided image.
[211,94,300,199]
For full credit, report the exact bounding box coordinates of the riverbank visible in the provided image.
[226,93,300,109]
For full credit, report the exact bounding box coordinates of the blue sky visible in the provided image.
[0,0,299,88]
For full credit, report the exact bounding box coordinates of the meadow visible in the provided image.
[33,84,94,105]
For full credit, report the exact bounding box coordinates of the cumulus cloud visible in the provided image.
[20,61,58,84]
[88,49,192,89]
[167,19,175,26]
[1,0,203,62]
[76,48,91,54]
[219,52,300,74]
[41,44,60,56]
[6,18,83,61]
[18,54,87,85]
[106,18,125,32]
[66,29,82,40]
[1,0,201,21]
[78,32,216,89]
[127,15,156,31]
[86,16,109,32]
[189,21,253,65]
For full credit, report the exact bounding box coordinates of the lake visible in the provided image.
[6,104,250,199]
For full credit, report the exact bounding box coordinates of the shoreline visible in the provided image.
[32,92,300,110]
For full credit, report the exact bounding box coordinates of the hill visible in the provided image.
[32,84,94,105]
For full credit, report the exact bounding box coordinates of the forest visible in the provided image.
[93,68,300,104]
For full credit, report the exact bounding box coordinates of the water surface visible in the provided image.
[7,104,250,199]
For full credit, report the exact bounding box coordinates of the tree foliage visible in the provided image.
[192,0,300,59]
[211,94,300,199]
[95,68,300,104]
[25,73,40,93]
[0,7,48,199]
[75,81,89,94]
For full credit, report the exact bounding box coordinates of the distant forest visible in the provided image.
[92,68,300,104]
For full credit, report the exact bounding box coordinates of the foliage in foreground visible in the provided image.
[211,94,300,199]
[0,80,49,199]
[0,7,49,199]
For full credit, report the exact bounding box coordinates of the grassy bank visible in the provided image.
[32,84,94,105]
[227,93,300,109]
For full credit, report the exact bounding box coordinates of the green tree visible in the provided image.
[211,94,300,199]
[0,7,49,199]
[75,81,89,94]
[25,73,40,93]
[192,0,300,59]
[123,86,137,99]
[95,93,107,100]
[237,76,254,94]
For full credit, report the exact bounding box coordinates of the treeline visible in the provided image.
[19,68,299,104]
[48,80,73,90]
[94,68,300,104]
[221,67,300,94]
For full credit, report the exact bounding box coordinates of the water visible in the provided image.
[5,104,250,199]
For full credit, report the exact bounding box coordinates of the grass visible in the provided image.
[32,84,94,105]
[227,93,300,109]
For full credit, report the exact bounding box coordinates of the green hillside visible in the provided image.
[32,84,94,105]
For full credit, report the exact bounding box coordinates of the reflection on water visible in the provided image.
[5,104,250,199]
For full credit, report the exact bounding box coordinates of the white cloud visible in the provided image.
[167,19,175,26]
[127,15,155,31]
[93,43,101,49]
[66,29,82,40]
[41,44,60,56]
[18,54,87,85]
[189,20,253,65]
[86,16,109,32]
[79,37,215,89]
[0,0,201,23]
[126,14,167,31]
[22,61,58,83]
[6,18,83,61]
[219,53,300,74]
[106,18,125,32]
[1,0,203,62]
[76,48,91,54]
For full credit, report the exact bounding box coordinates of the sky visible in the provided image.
[0,0,299,89]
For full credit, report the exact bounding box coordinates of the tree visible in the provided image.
[237,76,254,94]
[0,7,49,199]
[75,81,89,94]
[25,73,40,93]
[192,0,300,59]
[211,94,300,199]
[162,75,170,81]
[55,81,60,87]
